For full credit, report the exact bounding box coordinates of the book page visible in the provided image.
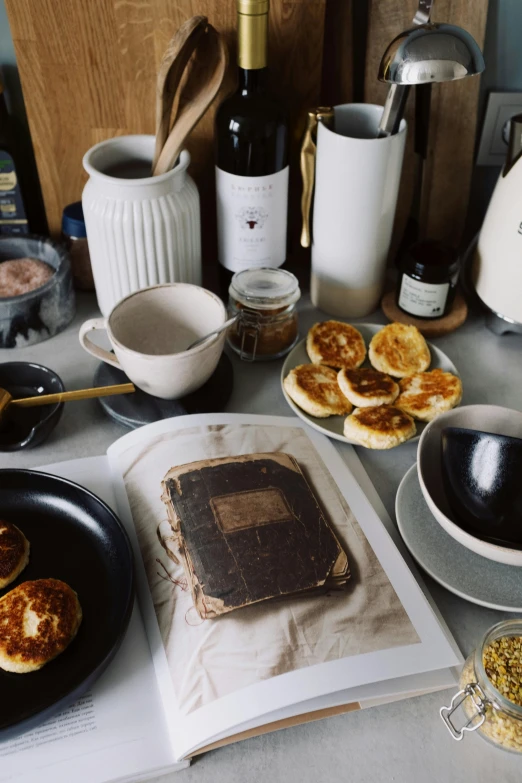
[108,414,462,760]
[0,457,185,783]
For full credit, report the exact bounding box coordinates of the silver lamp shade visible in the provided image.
[378,23,485,85]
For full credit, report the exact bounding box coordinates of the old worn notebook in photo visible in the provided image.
[161,452,349,618]
[0,414,462,783]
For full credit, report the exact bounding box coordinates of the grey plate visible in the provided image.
[396,464,522,612]
[281,324,459,446]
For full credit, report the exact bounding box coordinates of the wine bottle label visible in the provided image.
[398,274,449,318]
[216,166,289,272]
[0,150,28,235]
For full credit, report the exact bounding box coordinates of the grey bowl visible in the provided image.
[0,235,76,348]
[418,405,522,567]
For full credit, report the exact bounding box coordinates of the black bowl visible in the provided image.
[441,426,522,548]
[0,362,64,450]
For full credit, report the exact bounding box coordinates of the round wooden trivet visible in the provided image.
[380,290,468,338]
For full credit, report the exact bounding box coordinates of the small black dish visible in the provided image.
[0,469,134,740]
[0,362,64,451]
[441,426,522,549]
[93,352,234,429]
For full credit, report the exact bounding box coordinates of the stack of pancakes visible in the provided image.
[284,321,462,449]
[0,520,82,673]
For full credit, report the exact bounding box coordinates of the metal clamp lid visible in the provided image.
[440,683,488,741]
[235,309,262,362]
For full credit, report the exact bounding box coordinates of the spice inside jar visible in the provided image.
[227,268,301,361]
[441,619,522,753]
[0,258,54,297]
[397,240,459,320]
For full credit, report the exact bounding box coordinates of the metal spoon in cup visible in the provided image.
[186,315,239,351]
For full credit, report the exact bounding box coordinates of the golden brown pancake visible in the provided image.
[368,323,430,378]
[395,369,462,421]
[307,321,366,370]
[284,364,353,418]
[0,520,29,589]
[0,578,82,673]
[343,405,416,449]
[337,367,399,407]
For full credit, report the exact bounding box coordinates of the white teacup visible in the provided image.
[79,283,227,399]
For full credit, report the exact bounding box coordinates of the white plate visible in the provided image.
[396,465,522,612]
[281,323,459,447]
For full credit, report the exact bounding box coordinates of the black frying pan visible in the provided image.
[0,469,134,740]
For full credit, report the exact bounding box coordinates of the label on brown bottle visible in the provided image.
[0,150,28,235]
[398,274,449,318]
[216,166,289,272]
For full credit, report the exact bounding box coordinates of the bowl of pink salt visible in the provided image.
[0,236,75,348]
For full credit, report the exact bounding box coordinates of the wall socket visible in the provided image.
[477,91,522,166]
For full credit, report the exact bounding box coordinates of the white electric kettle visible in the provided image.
[473,114,522,334]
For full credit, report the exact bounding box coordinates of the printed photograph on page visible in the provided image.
[117,423,419,715]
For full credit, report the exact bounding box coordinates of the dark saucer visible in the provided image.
[93,352,233,429]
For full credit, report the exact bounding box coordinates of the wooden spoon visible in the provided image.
[152,16,209,174]
[0,383,135,418]
[152,21,228,176]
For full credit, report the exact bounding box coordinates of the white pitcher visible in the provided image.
[82,135,201,317]
[301,104,407,318]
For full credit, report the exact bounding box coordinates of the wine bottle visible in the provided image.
[215,0,289,288]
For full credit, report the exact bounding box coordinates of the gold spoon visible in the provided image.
[0,383,135,417]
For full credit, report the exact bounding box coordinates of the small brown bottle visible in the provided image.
[397,240,459,320]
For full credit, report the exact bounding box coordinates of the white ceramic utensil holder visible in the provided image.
[82,135,201,317]
[311,104,407,318]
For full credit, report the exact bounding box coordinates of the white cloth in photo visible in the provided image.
[118,423,419,714]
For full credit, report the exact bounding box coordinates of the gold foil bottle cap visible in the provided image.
[237,0,269,15]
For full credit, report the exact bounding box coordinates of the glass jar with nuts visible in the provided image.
[441,619,522,753]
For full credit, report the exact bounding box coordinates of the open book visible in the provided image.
[1,414,462,783]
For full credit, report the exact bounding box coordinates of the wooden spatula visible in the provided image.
[152,16,209,174]
[152,18,228,176]
[0,383,135,417]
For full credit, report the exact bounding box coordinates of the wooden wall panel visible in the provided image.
[6,0,488,274]
[364,0,488,252]
[321,0,354,107]
[5,0,327,274]
[421,0,488,243]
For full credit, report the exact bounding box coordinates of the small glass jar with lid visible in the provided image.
[441,619,522,753]
[227,267,301,361]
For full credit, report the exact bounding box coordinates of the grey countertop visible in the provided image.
[2,293,522,782]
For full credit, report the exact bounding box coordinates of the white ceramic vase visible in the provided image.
[82,135,201,317]
[311,104,407,318]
